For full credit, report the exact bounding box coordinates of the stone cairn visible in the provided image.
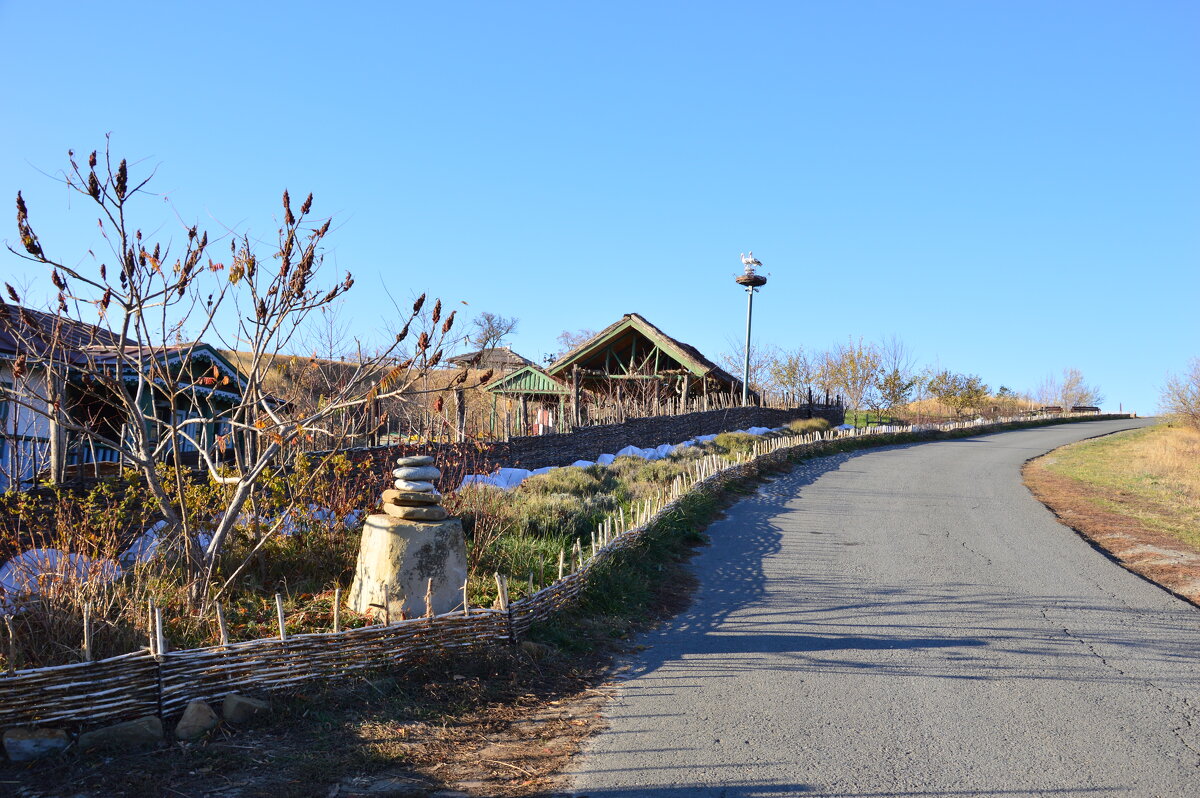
[381,455,448,522]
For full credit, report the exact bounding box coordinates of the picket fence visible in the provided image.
[0,411,1115,733]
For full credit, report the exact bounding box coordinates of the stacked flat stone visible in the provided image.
[382,455,448,522]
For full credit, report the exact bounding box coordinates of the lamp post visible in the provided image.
[735,252,767,406]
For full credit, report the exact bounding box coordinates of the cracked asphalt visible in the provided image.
[566,419,1200,797]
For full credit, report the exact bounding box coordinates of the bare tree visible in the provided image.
[873,335,918,420]
[468,311,518,351]
[1161,358,1200,429]
[1058,367,1103,409]
[812,349,840,404]
[828,338,881,426]
[549,326,595,360]
[2,142,467,605]
[719,339,777,396]
[1035,373,1061,407]
[767,346,814,402]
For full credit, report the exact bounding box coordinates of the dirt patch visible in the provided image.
[1024,459,1200,607]
[2,645,614,798]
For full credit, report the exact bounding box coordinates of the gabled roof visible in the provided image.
[0,304,132,362]
[87,342,248,391]
[483,364,569,396]
[446,346,534,371]
[0,304,249,397]
[546,313,736,385]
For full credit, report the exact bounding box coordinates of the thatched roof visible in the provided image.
[545,313,737,386]
[446,346,534,372]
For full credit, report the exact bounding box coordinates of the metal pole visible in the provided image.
[742,286,753,406]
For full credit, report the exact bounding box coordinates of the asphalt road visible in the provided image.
[566,418,1200,798]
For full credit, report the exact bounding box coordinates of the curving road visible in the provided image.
[566,418,1200,797]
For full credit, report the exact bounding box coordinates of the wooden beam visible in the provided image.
[571,366,580,427]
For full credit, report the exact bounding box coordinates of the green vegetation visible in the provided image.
[837,411,901,428]
[1,413,1119,671]
[450,429,791,607]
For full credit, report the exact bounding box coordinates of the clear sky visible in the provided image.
[2,1,1196,413]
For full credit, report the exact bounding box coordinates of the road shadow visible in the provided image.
[619,440,1200,689]
[556,784,1125,797]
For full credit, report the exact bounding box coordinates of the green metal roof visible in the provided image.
[483,365,570,396]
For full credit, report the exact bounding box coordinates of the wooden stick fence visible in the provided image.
[0,410,1114,732]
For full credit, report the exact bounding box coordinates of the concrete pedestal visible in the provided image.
[348,514,468,619]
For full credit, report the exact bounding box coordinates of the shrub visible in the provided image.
[520,465,609,497]
[712,432,760,456]
[1162,358,1200,430]
[787,418,831,434]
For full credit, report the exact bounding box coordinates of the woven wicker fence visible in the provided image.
[0,411,1117,732]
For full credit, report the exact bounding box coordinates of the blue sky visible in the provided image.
[1,1,1196,413]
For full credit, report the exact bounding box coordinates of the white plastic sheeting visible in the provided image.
[0,501,366,607]
[457,426,790,492]
[461,467,534,491]
[119,520,168,567]
[0,549,122,609]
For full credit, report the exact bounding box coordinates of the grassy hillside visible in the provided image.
[1034,423,1200,550]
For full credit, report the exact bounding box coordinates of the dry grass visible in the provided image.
[902,394,1037,420]
[1025,423,1200,605]
[1034,423,1200,550]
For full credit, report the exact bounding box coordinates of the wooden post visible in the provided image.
[332,588,342,633]
[519,395,529,437]
[216,603,230,646]
[558,549,565,580]
[154,607,166,658]
[82,602,92,662]
[455,388,467,442]
[3,614,15,674]
[571,365,580,427]
[463,579,471,617]
[424,578,434,618]
[147,599,155,655]
[275,594,287,641]
[493,573,509,611]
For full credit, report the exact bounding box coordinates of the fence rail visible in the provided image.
[0,410,1122,733]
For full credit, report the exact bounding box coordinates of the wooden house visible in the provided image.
[478,314,742,436]
[481,365,570,437]
[446,347,535,373]
[0,305,250,489]
[546,313,742,421]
